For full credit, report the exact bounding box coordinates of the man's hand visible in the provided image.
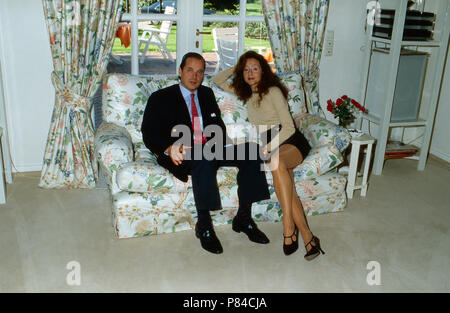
[166,144,191,166]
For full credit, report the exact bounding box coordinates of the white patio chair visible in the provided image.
[212,27,238,73]
[216,38,238,71]
[138,6,175,63]
[212,27,270,73]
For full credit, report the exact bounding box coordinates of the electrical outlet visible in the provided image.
[324,30,334,57]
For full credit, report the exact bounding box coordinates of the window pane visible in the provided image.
[136,0,178,74]
[138,0,177,14]
[204,0,239,16]
[108,19,178,75]
[246,0,263,16]
[121,0,172,14]
[137,18,177,74]
[203,21,239,74]
[244,21,274,69]
[244,21,270,53]
[121,0,131,13]
[108,22,133,73]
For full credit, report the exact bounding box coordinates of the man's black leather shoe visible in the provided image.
[232,216,270,244]
[195,223,223,254]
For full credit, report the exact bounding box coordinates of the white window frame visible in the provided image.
[120,0,264,75]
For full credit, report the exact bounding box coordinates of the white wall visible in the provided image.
[0,0,54,172]
[320,0,368,123]
[320,0,450,162]
[430,43,450,162]
[0,0,448,172]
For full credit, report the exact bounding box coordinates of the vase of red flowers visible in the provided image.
[326,95,367,128]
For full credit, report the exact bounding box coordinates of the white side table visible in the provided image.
[346,133,376,199]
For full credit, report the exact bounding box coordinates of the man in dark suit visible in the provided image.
[141,52,270,254]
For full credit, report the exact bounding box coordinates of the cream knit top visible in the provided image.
[212,67,295,152]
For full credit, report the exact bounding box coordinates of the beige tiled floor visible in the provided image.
[1,157,449,292]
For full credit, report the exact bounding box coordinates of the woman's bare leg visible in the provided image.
[272,144,314,249]
[288,169,314,251]
[270,153,296,244]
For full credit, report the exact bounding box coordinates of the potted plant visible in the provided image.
[326,95,367,128]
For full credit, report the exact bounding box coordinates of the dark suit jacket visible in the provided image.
[141,84,232,182]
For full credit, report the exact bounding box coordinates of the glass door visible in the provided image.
[108,0,268,75]
[176,0,204,69]
[201,0,269,74]
[110,0,180,75]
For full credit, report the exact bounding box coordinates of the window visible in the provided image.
[108,0,268,75]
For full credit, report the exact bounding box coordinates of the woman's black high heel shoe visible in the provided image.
[304,235,325,261]
[283,228,298,255]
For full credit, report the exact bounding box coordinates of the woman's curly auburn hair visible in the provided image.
[231,50,288,106]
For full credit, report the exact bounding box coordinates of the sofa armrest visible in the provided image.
[295,144,344,181]
[295,113,351,153]
[95,122,134,194]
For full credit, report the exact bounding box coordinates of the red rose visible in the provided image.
[341,95,348,100]
[327,102,333,112]
[361,106,366,112]
[351,99,361,108]
[327,99,332,105]
[336,98,343,107]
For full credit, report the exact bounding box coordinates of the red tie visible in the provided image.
[191,93,206,144]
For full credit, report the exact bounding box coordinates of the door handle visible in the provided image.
[196,28,211,36]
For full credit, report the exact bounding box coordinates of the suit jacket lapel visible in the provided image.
[197,86,210,126]
[174,84,192,127]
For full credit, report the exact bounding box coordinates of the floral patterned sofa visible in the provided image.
[95,71,351,239]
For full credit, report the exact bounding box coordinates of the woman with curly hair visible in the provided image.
[212,51,324,260]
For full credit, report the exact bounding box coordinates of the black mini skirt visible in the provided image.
[282,127,311,158]
[261,125,311,158]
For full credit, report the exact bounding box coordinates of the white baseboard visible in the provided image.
[430,148,450,163]
[12,165,42,173]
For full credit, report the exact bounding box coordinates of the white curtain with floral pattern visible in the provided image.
[40,0,122,188]
[262,0,329,117]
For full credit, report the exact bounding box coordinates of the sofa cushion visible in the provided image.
[211,70,307,120]
[147,74,179,91]
[102,71,306,148]
[103,74,154,144]
[116,158,239,193]
[210,71,306,145]
[146,73,213,90]
[225,121,259,145]
[103,73,213,145]
[213,86,249,124]
[295,114,351,152]
[264,171,346,199]
[211,85,258,144]
[278,70,308,117]
[116,159,189,193]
